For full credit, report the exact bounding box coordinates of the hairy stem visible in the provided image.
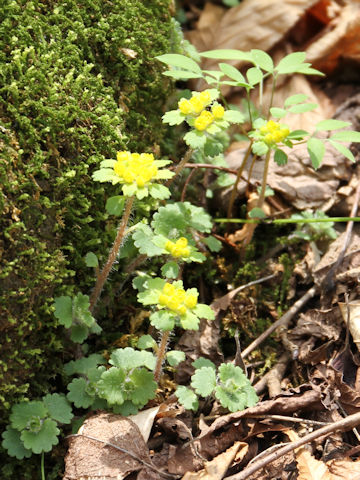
[89,195,134,312]
[154,330,170,383]
[226,141,253,221]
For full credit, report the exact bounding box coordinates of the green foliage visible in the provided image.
[54,293,101,343]
[176,362,258,413]
[291,210,337,242]
[2,394,73,458]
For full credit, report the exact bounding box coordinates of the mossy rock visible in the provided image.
[0,0,174,451]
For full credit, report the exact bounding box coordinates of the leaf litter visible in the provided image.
[63,1,360,479]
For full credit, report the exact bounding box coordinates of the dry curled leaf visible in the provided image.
[339,302,360,351]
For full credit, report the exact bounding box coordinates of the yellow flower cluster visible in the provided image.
[178,91,225,132]
[165,237,190,258]
[259,120,290,145]
[113,151,158,188]
[158,283,198,316]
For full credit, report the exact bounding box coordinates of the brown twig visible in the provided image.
[224,411,360,480]
[241,285,318,359]
[66,433,178,479]
[253,352,289,395]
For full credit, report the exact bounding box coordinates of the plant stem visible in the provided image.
[215,217,360,224]
[154,330,170,383]
[89,195,135,312]
[166,148,193,188]
[226,141,253,220]
[41,452,45,480]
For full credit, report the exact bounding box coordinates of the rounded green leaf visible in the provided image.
[150,310,175,331]
[10,402,47,431]
[137,335,157,350]
[128,368,157,405]
[105,195,125,216]
[21,418,59,454]
[43,393,73,424]
[85,252,98,268]
[175,386,199,411]
[67,378,95,409]
[97,367,126,405]
[2,427,32,459]
[166,350,186,367]
[54,296,73,328]
[191,367,216,397]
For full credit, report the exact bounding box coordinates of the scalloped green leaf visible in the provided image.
[192,357,216,370]
[162,109,185,126]
[64,354,105,376]
[161,261,179,279]
[150,310,176,331]
[252,141,268,156]
[2,427,32,459]
[10,402,47,431]
[67,377,95,408]
[97,367,126,405]
[21,419,59,454]
[248,207,266,219]
[223,109,245,123]
[128,368,157,405]
[175,386,199,411]
[203,235,222,252]
[184,130,207,149]
[70,324,89,343]
[137,335,157,350]
[109,347,156,371]
[191,367,216,397]
[193,303,215,320]
[133,224,163,257]
[54,296,72,328]
[43,394,73,424]
[166,350,186,367]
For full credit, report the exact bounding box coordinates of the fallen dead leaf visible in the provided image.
[129,405,160,443]
[181,441,248,480]
[339,302,360,352]
[63,412,160,480]
[286,429,333,480]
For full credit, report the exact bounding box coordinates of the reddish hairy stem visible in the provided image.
[89,195,134,312]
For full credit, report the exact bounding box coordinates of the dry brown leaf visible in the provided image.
[181,442,248,480]
[327,458,360,479]
[63,412,156,480]
[307,3,360,75]
[129,406,160,442]
[339,302,360,351]
[286,429,333,480]
[188,0,319,72]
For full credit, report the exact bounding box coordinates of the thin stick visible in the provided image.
[245,414,330,427]
[181,167,197,202]
[66,433,178,479]
[154,330,170,383]
[224,411,360,480]
[241,285,317,359]
[90,195,134,312]
[227,142,253,221]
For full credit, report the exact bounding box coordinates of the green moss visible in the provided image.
[0,0,174,466]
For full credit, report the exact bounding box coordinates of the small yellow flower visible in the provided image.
[194,110,214,131]
[178,98,192,115]
[211,104,225,120]
[189,96,204,115]
[184,293,198,309]
[113,151,159,187]
[259,121,289,145]
[158,282,198,316]
[199,90,211,106]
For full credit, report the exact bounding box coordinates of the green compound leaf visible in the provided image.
[133,224,163,257]
[166,350,186,367]
[219,63,247,84]
[184,130,206,149]
[21,418,59,454]
[2,427,32,459]
[284,94,308,107]
[149,183,171,200]
[105,195,125,216]
[203,235,222,252]
[275,52,306,74]
[223,109,245,123]
[270,107,286,118]
[250,49,274,72]
[85,252,98,268]
[315,119,351,131]
[43,394,73,424]
[288,103,318,114]
[252,141,268,156]
[109,347,156,371]
[200,49,253,62]
[192,358,216,370]
[246,67,263,86]
[155,54,202,73]
[150,310,176,331]
[193,303,215,321]
[175,386,199,411]
[191,367,217,397]
[331,130,360,143]
[97,367,126,405]
[307,137,325,169]
[137,334,157,350]
[215,364,258,413]
[274,149,288,166]
[67,377,95,408]
[162,109,185,126]
[128,368,157,405]
[10,401,47,431]
[64,354,105,376]
[329,139,355,162]
[54,296,73,328]
[161,261,179,279]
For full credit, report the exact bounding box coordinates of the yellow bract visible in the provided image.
[178,90,213,117]
[260,120,290,145]
[211,104,225,119]
[194,110,214,131]
[165,237,190,258]
[113,151,158,187]
[158,282,198,316]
